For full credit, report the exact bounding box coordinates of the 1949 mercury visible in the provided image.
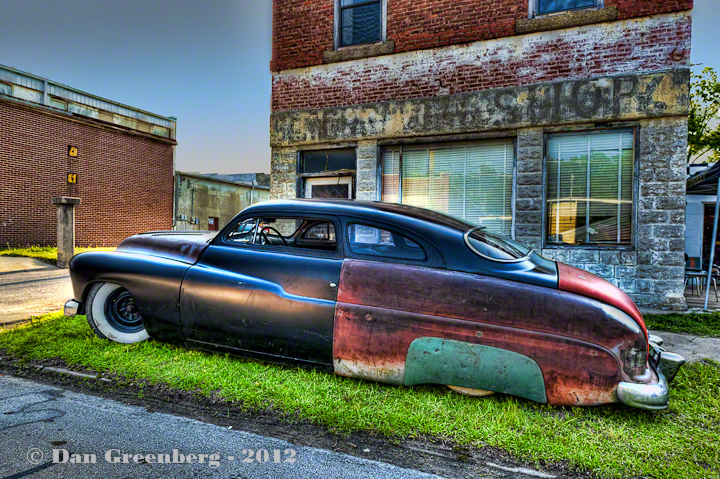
[64,199,685,409]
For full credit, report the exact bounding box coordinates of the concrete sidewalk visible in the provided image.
[0,257,71,326]
[649,329,720,363]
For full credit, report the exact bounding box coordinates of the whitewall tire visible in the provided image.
[86,282,149,344]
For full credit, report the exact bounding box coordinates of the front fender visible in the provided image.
[69,251,191,344]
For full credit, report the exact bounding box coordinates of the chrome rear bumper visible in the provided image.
[616,335,685,410]
[64,299,81,317]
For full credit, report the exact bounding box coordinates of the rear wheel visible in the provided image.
[86,282,149,344]
[447,385,495,397]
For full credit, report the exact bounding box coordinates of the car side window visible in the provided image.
[225,216,337,252]
[347,223,426,261]
[225,218,258,244]
[302,222,336,241]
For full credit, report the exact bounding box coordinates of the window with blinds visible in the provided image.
[546,130,634,246]
[381,140,514,235]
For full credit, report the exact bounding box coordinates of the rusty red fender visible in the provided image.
[557,262,648,339]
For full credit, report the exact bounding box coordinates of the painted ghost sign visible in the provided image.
[271,69,689,147]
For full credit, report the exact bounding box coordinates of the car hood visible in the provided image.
[116,230,218,264]
[556,262,648,339]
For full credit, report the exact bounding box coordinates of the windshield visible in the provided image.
[465,227,532,262]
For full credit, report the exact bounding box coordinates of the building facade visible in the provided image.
[269,0,692,310]
[175,172,270,231]
[0,64,176,247]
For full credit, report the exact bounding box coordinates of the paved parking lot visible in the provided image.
[0,375,448,479]
[0,257,71,326]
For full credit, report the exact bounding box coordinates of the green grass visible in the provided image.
[0,246,115,266]
[2,313,719,479]
[644,311,720,337]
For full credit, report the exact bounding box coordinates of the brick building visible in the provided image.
[269,0,692,309]
[0,65,177,247]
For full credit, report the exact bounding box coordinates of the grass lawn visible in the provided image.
[0,246,115,266]
[644,311,720,337]
[1,313,718,478]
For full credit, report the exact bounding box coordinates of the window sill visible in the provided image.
[516,6,618,34]
[323,41,395,64]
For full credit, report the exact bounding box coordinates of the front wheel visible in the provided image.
[86,282,149,344]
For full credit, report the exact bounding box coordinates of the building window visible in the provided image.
[302,148,356,173]
[546,130,634,247]
[536,0,597,16]
[382,140,514,236]
[339,0,382,47]
[49,97,68,111]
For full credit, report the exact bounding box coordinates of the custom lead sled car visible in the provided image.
[65,200,684,409]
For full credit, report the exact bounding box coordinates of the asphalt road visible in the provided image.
[0,257,71,326]
[0,375,447,479]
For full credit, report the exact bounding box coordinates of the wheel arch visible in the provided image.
[69,251,191,344]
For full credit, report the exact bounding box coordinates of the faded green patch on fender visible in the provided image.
[403,337,547,404]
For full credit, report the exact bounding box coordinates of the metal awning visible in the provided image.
[687,162,720,195]
[686,162,720,309]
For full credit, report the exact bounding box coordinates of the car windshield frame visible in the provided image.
[463,226,533,263]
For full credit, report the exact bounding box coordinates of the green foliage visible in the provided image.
[689,67,720,162]
[2,313,719,479]
[0,246,115,266]
[644,311,720,337]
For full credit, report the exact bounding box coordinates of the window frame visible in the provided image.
[378,139,518,239]
[542,127,637,250]
[334,0,387,49]
[531,0,602,17]
[218,213,344,259]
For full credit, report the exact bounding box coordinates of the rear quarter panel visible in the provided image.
[334,259,643,406]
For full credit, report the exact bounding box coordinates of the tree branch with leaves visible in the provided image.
[689,66,720,163]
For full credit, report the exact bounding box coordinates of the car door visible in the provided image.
[179,214,343,368]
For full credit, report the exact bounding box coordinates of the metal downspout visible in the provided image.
[704,181,720,310]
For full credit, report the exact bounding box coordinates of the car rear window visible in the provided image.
[347,224,426,261]
[465,227,532,262]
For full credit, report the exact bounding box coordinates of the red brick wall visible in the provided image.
[0,100,174,247]
[270,0,693,72]
[272,12,691,112]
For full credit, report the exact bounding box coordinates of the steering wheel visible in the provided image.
[260,226,288,246]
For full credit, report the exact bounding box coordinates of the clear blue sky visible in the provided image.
[0,1,717,174]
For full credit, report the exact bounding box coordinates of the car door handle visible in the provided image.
[329,282,337,288]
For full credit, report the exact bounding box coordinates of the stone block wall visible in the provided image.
[356,141,378,201]
[516,118,688,310]
[270,147,298,200]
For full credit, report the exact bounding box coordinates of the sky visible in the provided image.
[0,1,718,175]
